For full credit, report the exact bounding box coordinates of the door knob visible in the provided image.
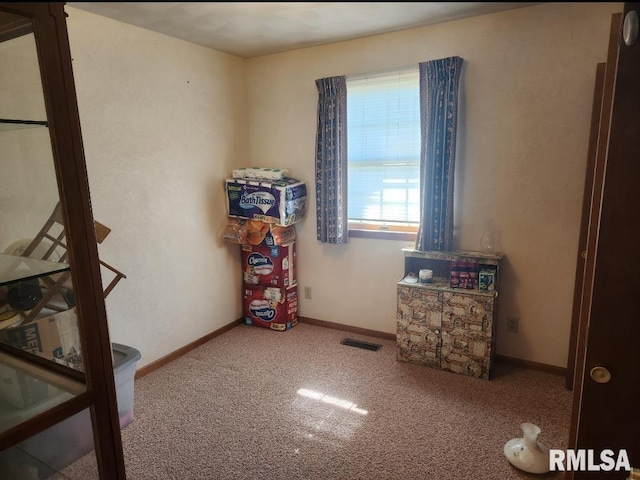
[590,366,612,384]
[624,10,639,46]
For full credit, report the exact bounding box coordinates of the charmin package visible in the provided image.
[243,284,298,331]
[241,242,296,288]
[225,177,307,226]
[232,167,289,181]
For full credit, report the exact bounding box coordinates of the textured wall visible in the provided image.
[66,7,248,368]
[245,2,622,367]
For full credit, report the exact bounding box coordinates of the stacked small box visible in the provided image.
[479,267,497,291]
[241,242,296,288]
[243,284,298,331]
[225,176,307,226]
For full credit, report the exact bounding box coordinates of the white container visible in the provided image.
[2,343,141,473]
[419,269,433,283]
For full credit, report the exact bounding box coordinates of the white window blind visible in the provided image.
[347,66,420,227]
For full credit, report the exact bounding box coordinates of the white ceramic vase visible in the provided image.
[503,423,550,474]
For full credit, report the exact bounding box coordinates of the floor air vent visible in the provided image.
[341,338,382,352]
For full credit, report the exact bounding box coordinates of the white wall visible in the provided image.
[245,2,622,367]
[66,7,248,368]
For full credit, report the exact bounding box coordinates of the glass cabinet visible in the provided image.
[0,4,125,478]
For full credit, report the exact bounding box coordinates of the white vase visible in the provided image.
[503,423,550,474]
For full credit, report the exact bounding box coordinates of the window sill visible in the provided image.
[348,229,417,242]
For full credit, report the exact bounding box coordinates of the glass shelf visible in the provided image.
[0,253,69,287]
[0,350,85,436]
[0,118,48,132]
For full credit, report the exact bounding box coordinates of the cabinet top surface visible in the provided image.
[397,277,497,298]
[402,248,504,263]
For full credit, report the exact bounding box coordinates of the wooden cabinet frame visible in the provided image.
[0,3,125,478]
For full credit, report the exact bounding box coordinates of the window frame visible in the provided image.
[345,66,421,240]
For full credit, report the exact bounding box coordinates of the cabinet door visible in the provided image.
[440,291,494,379]
[397,285,441,368]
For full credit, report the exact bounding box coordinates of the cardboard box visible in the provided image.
[241,242,296,288]
[479,270,496,291]
[243,284,298,331]
[0,308,83,370]
[225,177,307,226]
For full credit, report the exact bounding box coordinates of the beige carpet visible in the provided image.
[62,323,572,479]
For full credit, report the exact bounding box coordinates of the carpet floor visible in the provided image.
[62,322,572,479]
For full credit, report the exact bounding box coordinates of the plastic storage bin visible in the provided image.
[3,343,141,473]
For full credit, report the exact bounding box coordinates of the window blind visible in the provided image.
[346,66,420,226]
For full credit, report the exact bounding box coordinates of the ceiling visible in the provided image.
[69,2,540,58]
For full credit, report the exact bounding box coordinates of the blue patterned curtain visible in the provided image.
[416,57,463,251]
[315,76,348,244]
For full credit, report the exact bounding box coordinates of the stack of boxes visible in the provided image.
[223,168,307,331]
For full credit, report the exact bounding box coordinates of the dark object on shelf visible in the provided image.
[7,280,42,311]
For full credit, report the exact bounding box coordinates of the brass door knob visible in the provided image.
[590,366,612,384]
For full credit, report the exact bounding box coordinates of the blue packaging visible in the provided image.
[225,177,307,226]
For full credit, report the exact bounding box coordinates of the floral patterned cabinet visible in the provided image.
[397,249,503,380]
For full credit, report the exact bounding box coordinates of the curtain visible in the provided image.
[416,56,464,252]
[315,76,348,244]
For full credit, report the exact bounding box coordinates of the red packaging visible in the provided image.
[241,242,296,288]
[243,285,298,331]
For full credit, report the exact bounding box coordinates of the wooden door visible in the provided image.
[569,3,640,478]
[565,62,605,391]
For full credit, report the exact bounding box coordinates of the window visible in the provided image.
[346,66,420,239]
